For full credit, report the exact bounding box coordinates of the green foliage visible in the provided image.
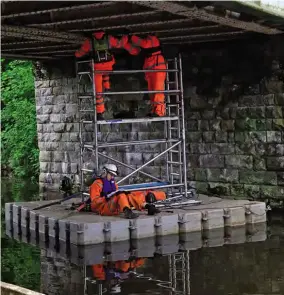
[1,59,39,179]
[1,59,35,104]
[1,238,41,291]
[1,179,41,291]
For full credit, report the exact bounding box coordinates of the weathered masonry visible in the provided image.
[1,1,284,203]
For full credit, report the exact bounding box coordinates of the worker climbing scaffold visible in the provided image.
[75,30,140,120]
[74,30,200,219]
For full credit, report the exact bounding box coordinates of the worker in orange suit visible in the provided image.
[75,31,140,120]
[91,258,146,293]
[89,164,166,219]
[131,34,167,117]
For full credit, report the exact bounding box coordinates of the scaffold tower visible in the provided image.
[76,53,195,200]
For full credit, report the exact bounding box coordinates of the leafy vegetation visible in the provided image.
[1,179,41,291]
[1,59,39,180]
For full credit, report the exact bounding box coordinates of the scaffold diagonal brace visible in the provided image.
[98,152,163,182]
[117,141,181,185]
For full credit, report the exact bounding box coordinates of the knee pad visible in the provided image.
[145,192,156,203]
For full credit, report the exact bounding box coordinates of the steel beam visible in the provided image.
[1,41,45,48]
[28,11,160,28]
[1,44,78,52]
[128,24,222,35]
[2,24,85,42]
[69,18,195,32]
[1,2,115,19]
[30,49,76,55]
[1,30,80,44]
[160,30,246,40]
[163,36,247,44]
[1,53,56,60]
[133,1,283,34]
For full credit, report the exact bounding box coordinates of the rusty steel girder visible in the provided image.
[160,30,247,40]
[1,44,78,52]
[1,2,115,19]
[133,1,283,35]
[1,31,80,44]
[2,24,85,42]
[28,11,159,28]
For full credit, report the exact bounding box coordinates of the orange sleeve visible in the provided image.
[109,35,125,49]
[89,179,103,201]
[124,42,141,55]
[75,39,92,58]
[131,35,153,48]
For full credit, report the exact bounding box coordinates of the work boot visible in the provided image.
[145,204,161,216]
[97,113,104,121]
[123,207,139,219]
[145,192,156,203]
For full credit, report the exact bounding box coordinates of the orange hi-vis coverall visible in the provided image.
[75,32,140,114]
[89,178,166,216]
[131,35,167,117]
[92,258,146,281]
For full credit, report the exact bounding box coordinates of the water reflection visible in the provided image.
[34,217,283,295]
[38,221,284,295]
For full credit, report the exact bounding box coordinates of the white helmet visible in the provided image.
[103,164,118,176]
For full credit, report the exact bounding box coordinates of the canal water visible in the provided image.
[1,179,284,295]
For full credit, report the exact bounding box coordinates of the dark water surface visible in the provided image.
[1,179,284,295]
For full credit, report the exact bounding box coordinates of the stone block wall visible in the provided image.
[186,92,284,203]
[181,36,284,205]
[35,61,81,199]
[35,36,284,204]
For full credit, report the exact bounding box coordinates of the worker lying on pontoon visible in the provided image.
[89,164,166,219]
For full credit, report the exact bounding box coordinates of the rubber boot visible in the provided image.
[123,207,139,219]
[145,204,161,216]
[145,192,156,203]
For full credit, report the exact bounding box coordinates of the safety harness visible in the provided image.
[92,35,113,63]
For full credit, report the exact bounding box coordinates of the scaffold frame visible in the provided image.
[76,54,194,200]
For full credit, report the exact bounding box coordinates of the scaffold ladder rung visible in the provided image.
[167,161,183,165]
[77,71,92,75]
[79,109,95,112]
[96,116,179,125]
[81,168,93,172]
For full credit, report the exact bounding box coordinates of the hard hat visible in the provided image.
[103,164,118,176]
[93,30,105,39]
[110,284,121,294]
